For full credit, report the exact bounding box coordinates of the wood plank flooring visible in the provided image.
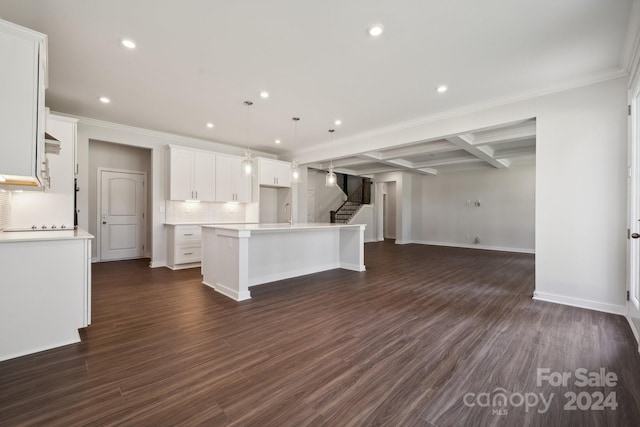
[1,241,640,426]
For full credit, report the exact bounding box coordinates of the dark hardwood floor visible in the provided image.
[1,241,640,426]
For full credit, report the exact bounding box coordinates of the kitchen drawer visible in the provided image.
[175,225,201,243]
[174,244,201,264]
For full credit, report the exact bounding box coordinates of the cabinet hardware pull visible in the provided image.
[184,233,194,236]
[184,252,193,255]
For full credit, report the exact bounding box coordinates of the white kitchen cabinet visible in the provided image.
[258,158,292,188]
[215,154,251,202]
[0,19,47,187]
[45,114,77,195]
[166,224,202,269]
[168,145,215,201]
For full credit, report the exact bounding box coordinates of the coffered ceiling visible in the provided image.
[0,0,635,169]
[310,119,536,176]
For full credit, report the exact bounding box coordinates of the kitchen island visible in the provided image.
[201,223,366,301]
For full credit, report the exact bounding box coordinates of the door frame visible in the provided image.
[628,74,640,351]
[96,167,147,262]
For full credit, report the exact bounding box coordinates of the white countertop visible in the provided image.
[164,221,258,226]
[0,228,94,243]
[202,222,365,232]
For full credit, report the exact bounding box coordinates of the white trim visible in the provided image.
[0,333,80,363]
[202,279,251,302]
[626,315,640,355]
[149,260,166,268]
[411,240,535,254]
[340,262,366,272]
[533,291,626,316]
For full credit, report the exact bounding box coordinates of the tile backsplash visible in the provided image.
[165,200,247,223]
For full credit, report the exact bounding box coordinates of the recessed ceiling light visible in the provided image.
[260,91,269,99]
[334,119,342,126]
[437,85,448,93]
[206,123,214,129]
[275,139,281,144]
[368,24,384,37]
[99,96,110,104]
[121,39,136,49]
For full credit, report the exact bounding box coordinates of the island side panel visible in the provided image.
[247,228,341,286]
[201,227,251,301]
[339,225,366,271]
[0,239,87,362]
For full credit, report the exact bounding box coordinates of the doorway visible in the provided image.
[98,169,146,261]
[383,182,397,240]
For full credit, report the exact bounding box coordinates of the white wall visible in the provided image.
[349,204,375,242]
[373,171,413,244]
[412,162,535,252]
[383,182,397,239]
[307,168,345,223]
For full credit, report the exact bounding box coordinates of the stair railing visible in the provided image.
[330,180,369,223]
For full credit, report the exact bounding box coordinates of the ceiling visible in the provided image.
[310,118,536,176]
[0,0,636,169]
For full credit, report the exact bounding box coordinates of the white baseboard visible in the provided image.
[149,261,166,268]
[533,291,626,315]
[626,315,640,355]
[0,332,81,363]
[202,279,251,302]
[340,262,366,272]
[411,240,535,254]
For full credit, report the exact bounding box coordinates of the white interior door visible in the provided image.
[100,170,145,261]
[629,90,640,329]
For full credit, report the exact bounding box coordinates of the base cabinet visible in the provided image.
[166,224,202,269]
[0,233,92,362]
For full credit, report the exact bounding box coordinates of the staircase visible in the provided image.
[332,200,362,224]
[330,175,372,224]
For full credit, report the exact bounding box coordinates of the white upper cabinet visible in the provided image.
[168,146,215,201]
[44,114,77,194]
[0,19,47,187]
[215,154,251,203]
[258,158,292,188]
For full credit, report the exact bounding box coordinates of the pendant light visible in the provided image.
[291,117,301,184]
[241,100,254,176]
[325,129,337,187]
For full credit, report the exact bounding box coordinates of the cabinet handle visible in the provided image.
[195,190,198,199]
[184,233,194,236]
[183,252,193,255]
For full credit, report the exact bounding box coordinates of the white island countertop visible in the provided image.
[0,228,93,243]
[202,222,364,232]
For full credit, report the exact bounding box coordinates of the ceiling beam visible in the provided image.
[445,136,510,169]
[412,157,482,168]
[466,123,536,146]
[377,141,459,159]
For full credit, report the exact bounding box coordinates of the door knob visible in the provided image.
[102,221,107,225]
[632,233,640,239]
